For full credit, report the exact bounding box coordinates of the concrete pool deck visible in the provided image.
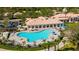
[1,29,60,47]
[9,32,59,45]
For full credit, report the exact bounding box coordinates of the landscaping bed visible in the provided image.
[0,39,62,51]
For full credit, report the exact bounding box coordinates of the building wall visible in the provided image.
[27,23,64,31]
[60,17,79,23]
[0,20,21,28]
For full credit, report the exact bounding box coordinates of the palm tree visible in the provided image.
[59,28,65,40]
[62,8,67,18]
[53,40,57,51]
[47,41,51,51]
[53,39,60,51]
[53,33,64,51]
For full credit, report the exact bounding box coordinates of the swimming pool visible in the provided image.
[17,29,56,42]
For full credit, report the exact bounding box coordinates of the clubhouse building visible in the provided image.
[51,13,79,23]
[25,17,64,31]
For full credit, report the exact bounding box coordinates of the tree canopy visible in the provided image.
[0,7,79,20]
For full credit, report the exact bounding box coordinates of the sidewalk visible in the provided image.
[0,48,10,51]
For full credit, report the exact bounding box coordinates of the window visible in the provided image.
[54,24,56,27]
[36,26,38,28]
[28,26,30,28]
[43,25,46,28]
[71,18,73,21]
[57,24,60,27]
[66,20,69,22]
[25,28,27,30]
[61,24,63,26]
[39,25,41,28]
[32,26,34,28]
[50,24,53,27]
[47,25,49,27]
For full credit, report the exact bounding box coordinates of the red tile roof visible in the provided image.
[51,13,79,18]
[25,18,63,26]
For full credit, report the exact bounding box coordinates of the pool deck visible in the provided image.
[1,29,60,48]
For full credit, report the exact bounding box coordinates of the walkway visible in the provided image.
[0,48,10,51]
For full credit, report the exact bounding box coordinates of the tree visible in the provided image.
[66,23,79,50]
[3,17,9,28]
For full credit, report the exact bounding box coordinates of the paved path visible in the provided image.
[0,48,10,51]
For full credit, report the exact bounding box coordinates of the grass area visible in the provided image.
[0,39,62,51]
[0,44,44,51]
[65,22,79,29]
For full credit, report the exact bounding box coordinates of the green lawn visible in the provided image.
[65,22,79,29]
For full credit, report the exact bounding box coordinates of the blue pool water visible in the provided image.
[17,29,55,42]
